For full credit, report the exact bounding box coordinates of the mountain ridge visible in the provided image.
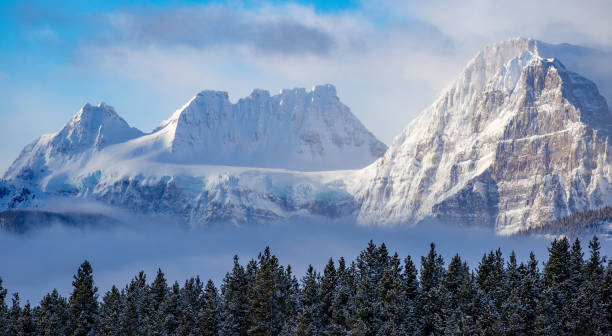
[2,38,612,235]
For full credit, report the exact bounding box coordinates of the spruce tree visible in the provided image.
[319,258,337,334]
[0,277,8,336]
[402,255,420,335]
[419,243,445,335]
[199,279,221,336]
[377,252,405,335]
[329,257,355,336]
[147,268,168,335]
[221,255,250,336]
[98,286,122,336]
[248,247,284,336]
[8,292,22,335]
[120,271,149,335]
[69,260,99,336]
[35,289,71,336]
[160,281,182,335]
[295,265,322,336]
[21,301,35,336]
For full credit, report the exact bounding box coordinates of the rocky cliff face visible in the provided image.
[358,38,612,234]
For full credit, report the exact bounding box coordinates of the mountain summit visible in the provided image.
[2,39,611,234]
[145,84,386,170]
[358,38,612,234]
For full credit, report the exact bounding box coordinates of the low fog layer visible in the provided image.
[0,216,609,305]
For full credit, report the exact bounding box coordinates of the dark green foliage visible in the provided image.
[1,237,610,335]
[68,260,98,336]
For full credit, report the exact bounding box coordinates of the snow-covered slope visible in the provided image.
[358,38,612,234]
[0,85,382,226]
[130,84,386,171]
[4,103,144,182]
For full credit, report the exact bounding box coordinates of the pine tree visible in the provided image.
[419,243,445,335]
[178,276,203,335]
[319,258,337,334]
[402,255,420,335]
[221,255,250,336]
[119,271,149,335]
[8,292,23,335]
[20,301,35,336]
[352,241,387,335]
[572,236,608,335]
[377,253,405,335]
[502,252,527,335]
[69,260,99,336]
[329,257,355,336]
[35,289,71,336]
[296,265,322,336]
[248,247,284,336]
[98,286,122,336]
[147,268,168,335]
[160,281,182,335]
[279,265,300,335]
[536,238,571,335]
[199,279,221,336]
[0,277,8,336]
[517,252,540,335]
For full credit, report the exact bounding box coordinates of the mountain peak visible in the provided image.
[153,84,387,170]
[359,38,612,234]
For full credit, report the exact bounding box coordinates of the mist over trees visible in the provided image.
[0,237,611,335]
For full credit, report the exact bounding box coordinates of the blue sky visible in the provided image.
[1,0,611,173]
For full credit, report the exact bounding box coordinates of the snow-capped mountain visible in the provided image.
[2,38,612,234]
[0,85,381,226]
[120,84,386,171]
[357,38,612,234]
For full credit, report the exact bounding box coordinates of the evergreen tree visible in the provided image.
[69,260,99,336]
[572,236,608,334]
[221,255,250,336]
[419,243,445,335]
[160,281,182,335]
[8,292,22,335]
[517,252,541,335]
[98,286,122,336]
[377,253,405,335]
[402,255,420,335]
[296,265,322,336]
[0,277,8,336]
[199,279,221,336]
[147,268,168,335]
[248,247,284,336]
[178,276,203,335]
[536,238,571,335]
[329,258,355,336]
[352,241,387,335]
[319,258,337,334]
[35,289,71,336]
[120,271,149,335]
[279,265,300,335]
[20,301,35,336]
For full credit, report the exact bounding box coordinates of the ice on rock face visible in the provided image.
[357,37,612,234]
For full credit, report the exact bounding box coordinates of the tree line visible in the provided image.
[0,237,611,335]
[518,206,612,237]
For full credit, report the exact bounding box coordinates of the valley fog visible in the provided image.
[2,218,608,305]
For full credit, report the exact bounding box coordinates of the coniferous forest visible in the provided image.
[0,237,611,335]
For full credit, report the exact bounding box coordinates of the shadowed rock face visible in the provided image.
[358,38,612,234]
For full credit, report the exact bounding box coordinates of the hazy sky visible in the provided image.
[1,0,611,173]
